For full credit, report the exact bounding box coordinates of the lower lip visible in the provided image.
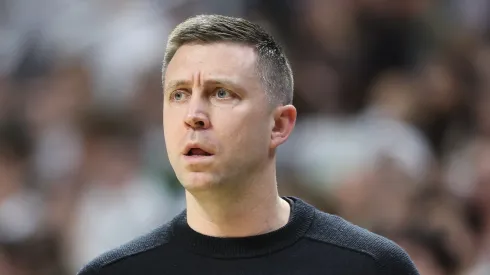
[182,155,214,164]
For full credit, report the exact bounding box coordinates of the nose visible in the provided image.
[185,113,210,129]
[184,97,210,130]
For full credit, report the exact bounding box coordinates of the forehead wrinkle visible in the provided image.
[164,44,262,94]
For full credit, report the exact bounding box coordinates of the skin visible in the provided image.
[163,42,296,237]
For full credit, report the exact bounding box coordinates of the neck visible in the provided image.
[185,164,290,237]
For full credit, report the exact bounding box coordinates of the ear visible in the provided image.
[270,105,297,149]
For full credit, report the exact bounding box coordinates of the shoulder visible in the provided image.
[77,222,173,275]
[305,209,419,275]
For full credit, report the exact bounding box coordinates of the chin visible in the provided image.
[178,171,220,192]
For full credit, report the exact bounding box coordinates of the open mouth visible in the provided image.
[185,148,213,157]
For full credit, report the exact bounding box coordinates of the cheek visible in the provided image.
[163,112,183,152]
[213,111,270,153]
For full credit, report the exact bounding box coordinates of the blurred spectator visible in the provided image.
[0,119,41,244]
[61,108,181,274]
[24,59,90,186]
[409,186,481,272]
[0,120,58,275]
[389,227,459,275]
[463,139,490,275]
[279,70,432,198]
[414,53,477,158]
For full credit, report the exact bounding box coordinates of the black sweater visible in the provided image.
[77,197,419,275]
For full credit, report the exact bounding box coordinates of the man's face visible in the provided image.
[163,43,274,191]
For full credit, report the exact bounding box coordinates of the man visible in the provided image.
[78,15,419,275]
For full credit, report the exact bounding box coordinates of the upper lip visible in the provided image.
[182,143,214,155]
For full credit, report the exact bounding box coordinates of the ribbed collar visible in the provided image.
[169,197,315,258]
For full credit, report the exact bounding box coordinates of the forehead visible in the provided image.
[165,43,259,84]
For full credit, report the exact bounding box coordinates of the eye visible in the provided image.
[170,90,189,101]
[214,88,232,99]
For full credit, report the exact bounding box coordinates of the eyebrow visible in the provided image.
[164,78,242,93]
[164,80,191,93]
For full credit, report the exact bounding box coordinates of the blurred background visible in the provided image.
[0,0,489,274]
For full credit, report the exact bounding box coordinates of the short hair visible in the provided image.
[162,14,294,105]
